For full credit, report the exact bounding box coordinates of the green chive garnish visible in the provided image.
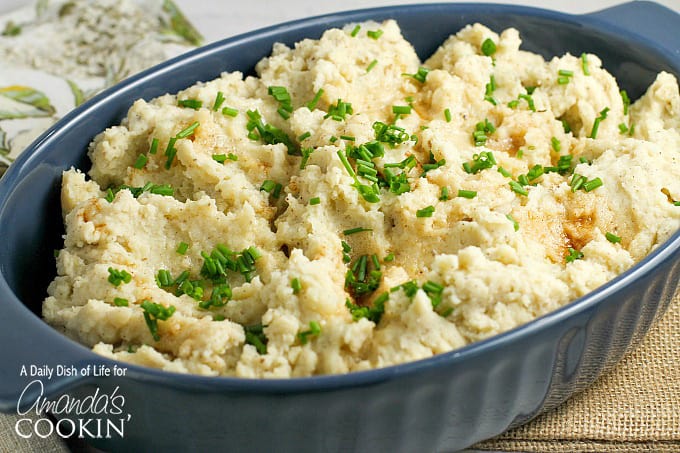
[457,189,477,199]
[213,91,225,111]
[133,154,148,169]
[113,298,129,307]
[212,154,227,164]
[343,227,372,235]
[605,232,621,243]
[309,197,320,205]
[367,59,378,72]
[291,278,302,294]
[176,241,189,255]
[367,29,383,40]
[580,53,590,75]
[416,206,435,218]
[566,247,584,263]
[509,180,528,196]
[177,99,202,110]
[222,106,238,117]
[506,214,519,231]
[149,138,159,155]
[481,38,496,56]
[307,89,324,110]
[583,177,603,192]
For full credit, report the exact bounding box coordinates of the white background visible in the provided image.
[1,0,679,43]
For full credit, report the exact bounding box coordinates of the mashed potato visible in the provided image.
[43,21,680,377]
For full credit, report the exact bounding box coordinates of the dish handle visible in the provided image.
[586,1,680,54]
[0,297,90,413]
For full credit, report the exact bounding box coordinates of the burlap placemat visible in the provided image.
[475,292,680,452]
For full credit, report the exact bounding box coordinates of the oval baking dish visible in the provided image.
[0,2,679,451]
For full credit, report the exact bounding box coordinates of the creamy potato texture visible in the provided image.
[43,21,680,377]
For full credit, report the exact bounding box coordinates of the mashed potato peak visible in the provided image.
[43,21,680,377]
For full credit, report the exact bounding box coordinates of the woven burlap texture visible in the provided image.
[475,292,680,452]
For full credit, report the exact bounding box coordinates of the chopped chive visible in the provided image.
[227,153,238,161]
[291,278,302,294]
[605,232,621,243]
[566,247,584,263]
[558,69,574,77]
[620,90,630,115]
[108,267,132,287]
[367,29,383,39]
[337,150,356,178]
[516,149,524,158]
[221,106,238,117]
[133,154,148,169]
[518,93,536,112]
[508,100,519,108]
[439,187,449,201]
[570,174,587,192]
[149,138,159,155]
[176,241,189,255]
[551,137,561,152]
[277,107,291,119]
[213,91,225,111]
[149,184,173,196]
[298,131,311,141]
[177,121,200,139]
[384,253,395,262]
[402,67,430,84]
[350,25,361,37]
[309,197,321,205]
[481,38,497,56]
[392,105,412,115]
[325,99,353,121]
[509,180,528,196]
[343,227,372,235]
[298,321,321,344]
[260,179,276,193]
[141,300,176,341]
[113,298,129,307]
[457,189,477,199]
[272,183,283,199]
[416,205,435,218]
[212,154,227,164]
[340,135,355,141]
[307,89,324,110]
[561,119,572,134]
[557,76,570,85]
[618,123,629,134]
[583,177,603,192]
[497,166,511,178]
[506,214,519,231]
[444,108,452,122]
[177,99,202,110]
[580,53,590,75]
[367,59,378,72]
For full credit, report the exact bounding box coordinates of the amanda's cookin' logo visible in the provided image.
[15,379,132,440]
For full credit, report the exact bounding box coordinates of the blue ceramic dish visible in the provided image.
[1,2,679,451]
